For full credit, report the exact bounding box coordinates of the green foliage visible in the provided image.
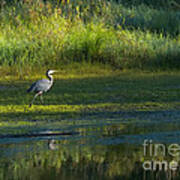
[0,0,180,71]
[110,4,180,36]
[119,0,175,9]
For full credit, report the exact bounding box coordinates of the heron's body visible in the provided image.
[27,69,56,107]
[27,79,53,93]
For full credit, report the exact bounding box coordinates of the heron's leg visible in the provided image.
[40,94,44,104]
[29,91,42,107]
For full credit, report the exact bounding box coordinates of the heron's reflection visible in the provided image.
[48,139,59,150]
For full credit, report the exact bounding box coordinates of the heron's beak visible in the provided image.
[52,70,58,73]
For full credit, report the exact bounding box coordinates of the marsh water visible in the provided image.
[1,111,180,180]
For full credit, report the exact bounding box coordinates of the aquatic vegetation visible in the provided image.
[0,71,180,132]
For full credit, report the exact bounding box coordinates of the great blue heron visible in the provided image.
[27,69,57,107]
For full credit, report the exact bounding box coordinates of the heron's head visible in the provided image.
[46,69,57,75]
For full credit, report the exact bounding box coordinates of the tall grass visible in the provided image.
[0,0,180,71]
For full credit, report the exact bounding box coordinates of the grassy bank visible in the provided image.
[0,0,179,72]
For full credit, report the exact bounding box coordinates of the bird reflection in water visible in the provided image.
[48,139,59,150]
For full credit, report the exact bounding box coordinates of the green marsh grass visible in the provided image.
[1,70,180,131]
[0,0,180,72]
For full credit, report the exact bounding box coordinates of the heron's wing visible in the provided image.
[27,79,52,93]
[35,79,52,92]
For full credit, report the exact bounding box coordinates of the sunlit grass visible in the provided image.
[0,1,180,72]
[0,102,180,115]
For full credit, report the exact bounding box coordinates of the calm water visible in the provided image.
[1,113,180,180]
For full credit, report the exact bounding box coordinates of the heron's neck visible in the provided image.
[47,74,53,83]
